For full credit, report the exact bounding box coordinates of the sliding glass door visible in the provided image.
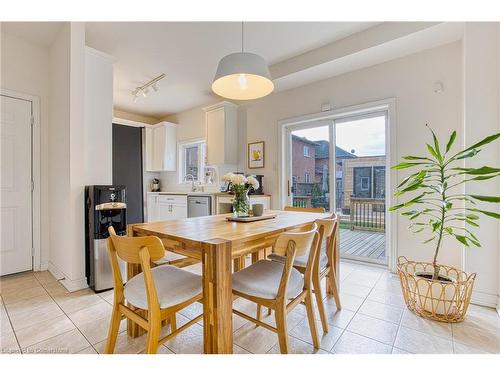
[284,111,388,266]
[334,114,387,265]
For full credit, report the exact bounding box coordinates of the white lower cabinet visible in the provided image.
[147,194,187,222]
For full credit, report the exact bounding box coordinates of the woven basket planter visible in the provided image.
[397,256,476,323]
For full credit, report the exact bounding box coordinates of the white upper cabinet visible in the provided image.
[145,122,177,172]
[204,101,238,165]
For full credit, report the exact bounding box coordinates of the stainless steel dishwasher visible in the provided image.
[187,195,212,217]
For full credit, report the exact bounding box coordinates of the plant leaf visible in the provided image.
[445,131,457,153]
[452,166,500,175]
[468,208,500,219]
[463,173,500,182]
[395,180,424,196]
[427,125,443,162]
[431,221,441,232]
[465,218,480,227]
[426,144,440,162]
[470,195,500,203]
[388,203,404,211]
[456,133,500,156]
[423,237,435,244]
[402,156,433,161]
[455,149,480,160]
[392,162,429,170]
[454,234,470,247]
[401,210,418,216]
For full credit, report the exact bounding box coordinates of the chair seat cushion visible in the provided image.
[124,265,202,309]
[268,247,328,269]
[232,260,304,300]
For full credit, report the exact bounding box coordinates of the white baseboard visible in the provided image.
[38,262,48,271]
[47,262,65,280]
[59,277,88,292]
[48,262,88,292]
[470,289,498,308]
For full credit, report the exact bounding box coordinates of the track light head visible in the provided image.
[131,74,165,102]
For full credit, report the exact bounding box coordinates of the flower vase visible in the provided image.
[232,186,250,217]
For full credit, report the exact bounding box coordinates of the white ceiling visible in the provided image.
[1,22,64,46]
[84,22,379,117]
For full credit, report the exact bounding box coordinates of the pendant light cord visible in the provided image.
[241,21,244,53]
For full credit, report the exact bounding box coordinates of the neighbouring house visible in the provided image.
[291,135,317,185]
[291,134,385,212]
[314,140,357,210]
[341,155,386,213]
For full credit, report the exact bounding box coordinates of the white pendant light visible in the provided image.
[212,22,274,100]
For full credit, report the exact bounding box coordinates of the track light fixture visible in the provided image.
[132,74,166,102]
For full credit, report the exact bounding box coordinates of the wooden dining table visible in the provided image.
[128,209,335,354]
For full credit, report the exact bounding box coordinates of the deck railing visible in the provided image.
[349,196,386,231]
[292,197,310,208]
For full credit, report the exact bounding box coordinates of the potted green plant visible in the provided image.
[390,126,499,322]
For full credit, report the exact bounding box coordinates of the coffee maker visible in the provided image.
[84,185,127,292]
[249,175,264,195]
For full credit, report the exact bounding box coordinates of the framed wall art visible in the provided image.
[248,141,265,169]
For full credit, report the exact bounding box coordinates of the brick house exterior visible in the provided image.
[291,135,317,184]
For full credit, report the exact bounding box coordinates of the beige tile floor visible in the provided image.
[1,261,499,354]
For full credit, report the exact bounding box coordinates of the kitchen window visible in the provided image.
[179,140,206,183]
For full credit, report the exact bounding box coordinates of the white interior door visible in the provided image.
[1,95,33,276]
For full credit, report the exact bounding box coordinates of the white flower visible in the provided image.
[247,175,260,190]
[231,174,248,186]
[222,173,235,182]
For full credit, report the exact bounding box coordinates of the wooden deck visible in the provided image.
[339,228,387,265]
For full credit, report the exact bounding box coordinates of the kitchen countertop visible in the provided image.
[147,191,271,197]
[147,191,213,196]
[214,192,271,197]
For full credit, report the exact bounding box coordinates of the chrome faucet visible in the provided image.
[184,174,197,192]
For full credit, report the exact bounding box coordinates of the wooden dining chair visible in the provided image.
[271,207,341,334]
[231,225,320,354]
[105,226,203,354]
[242,206,326,271]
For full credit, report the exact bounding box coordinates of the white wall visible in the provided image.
[0,31,51,270]
[463,23,500,308]
[48,23,115,290]
[47,23,76,285]
[84,47,113,185]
